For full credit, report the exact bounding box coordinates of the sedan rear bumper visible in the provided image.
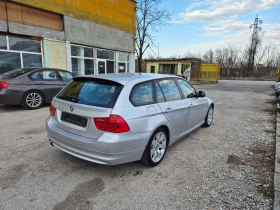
[46,117,151,165]
[0,88,23,105]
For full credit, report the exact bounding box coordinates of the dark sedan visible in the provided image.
[0,68,74,109]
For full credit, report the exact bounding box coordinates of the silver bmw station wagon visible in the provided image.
[46,73,214,166]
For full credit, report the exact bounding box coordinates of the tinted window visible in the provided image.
[9,37,41,53]
[58,71,73,82]
[57,79,123,108]
[0,52,21,74]
[0,68,32,79]
[158,79,181,101]
[155,82,165,103]
[177,79,196,98]
[131,82,154,106]
[30,71,43,81]
[22,53,42,68]
[0,35,7,50]
[41,70,59,81]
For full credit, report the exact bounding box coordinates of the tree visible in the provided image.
[203,49,214,63]
[136,0,171,72]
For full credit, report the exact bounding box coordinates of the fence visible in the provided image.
[200,64,220,82]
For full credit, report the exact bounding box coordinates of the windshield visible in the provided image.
[57,78,123,108]
[0,68,34,79]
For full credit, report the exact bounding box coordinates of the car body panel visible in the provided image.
[46,73,214,165]
[0,68,73,105]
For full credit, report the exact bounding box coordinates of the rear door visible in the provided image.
[156,79,188,139]
[57,70,73,86]
[52,78,123,139]
[30,69,64,102]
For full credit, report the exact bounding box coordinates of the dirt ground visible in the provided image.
[0,80,276,210]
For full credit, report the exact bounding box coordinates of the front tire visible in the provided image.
[22,91,44,110]
[141,128,168,166]
[203,106,214,127]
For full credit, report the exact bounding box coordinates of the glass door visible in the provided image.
[97,59,106,74]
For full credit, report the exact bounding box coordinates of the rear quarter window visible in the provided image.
[130,82,154,106]
[57,79,123,108]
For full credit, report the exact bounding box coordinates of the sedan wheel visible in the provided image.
[141,128,168,166]
[22,91,44,109]
[203,106,214,127]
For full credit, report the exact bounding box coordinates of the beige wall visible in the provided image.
[44,39,67,70]
[146,61,192,75]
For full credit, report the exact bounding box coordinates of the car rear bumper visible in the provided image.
[0,88,23,105]
[46,117,151,165]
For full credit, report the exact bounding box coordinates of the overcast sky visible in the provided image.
[145,0,280,58]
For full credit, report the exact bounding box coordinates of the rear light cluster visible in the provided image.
[50,104,56,116]
[94,115,130,133]
[0,81,9,88]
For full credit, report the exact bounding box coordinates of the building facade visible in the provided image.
[146,59,220,82]
[0,0,136,75]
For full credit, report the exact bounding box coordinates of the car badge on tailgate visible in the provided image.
[70,105,74,112]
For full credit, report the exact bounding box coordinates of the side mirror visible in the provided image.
[198,91,206,98]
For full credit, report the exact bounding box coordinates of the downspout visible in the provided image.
[5,0,9,32]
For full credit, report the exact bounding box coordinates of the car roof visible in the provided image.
[75,73,179,85]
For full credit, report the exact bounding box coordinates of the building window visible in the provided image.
[71,45,94,76]
[97,49,115,74]
[159,64,178,75]
[117,52,129,73]
[0,35,43,74]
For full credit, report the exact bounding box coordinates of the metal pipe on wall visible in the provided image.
[5,0,9,32]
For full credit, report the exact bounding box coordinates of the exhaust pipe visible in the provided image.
[49,139,54,146]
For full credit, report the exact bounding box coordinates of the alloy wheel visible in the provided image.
[150,131,167,163]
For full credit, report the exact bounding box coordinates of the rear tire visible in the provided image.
[141,127,168,166]
[203,106,214,127]
[22,91,44,110]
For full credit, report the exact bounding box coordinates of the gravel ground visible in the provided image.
[0,80,276,210]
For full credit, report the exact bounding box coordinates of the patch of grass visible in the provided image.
[227,145,275,198]
[259,185,274,198]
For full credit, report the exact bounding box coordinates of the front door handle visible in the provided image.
[165,108,173,113]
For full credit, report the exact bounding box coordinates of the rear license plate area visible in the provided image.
[61,112,87,127]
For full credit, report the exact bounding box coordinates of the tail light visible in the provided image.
[94,115,130,133]
[0,81,9,88]
[50,104,56,116]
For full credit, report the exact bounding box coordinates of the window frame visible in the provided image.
[57,70,74,82]
[129,80,156,107]
[175,78,198,99]
[156,78,184,102]
[28,69,62,82]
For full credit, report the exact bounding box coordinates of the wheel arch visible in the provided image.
[21,89,46,105]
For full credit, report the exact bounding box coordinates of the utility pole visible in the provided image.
[247,15,262,77]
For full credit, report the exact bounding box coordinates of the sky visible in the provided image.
[145,0,280,58]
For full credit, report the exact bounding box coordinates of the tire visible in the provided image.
[203,106,214,127]
[141,127,168,166]
[22,91,44,110]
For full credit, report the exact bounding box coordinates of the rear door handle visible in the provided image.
[165,108,173,113]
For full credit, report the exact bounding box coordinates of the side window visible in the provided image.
[30,71,42,81]
[41,70,59,81]
[177,79,196,98]
[155,82,165,103]
[58,71,73,82]
[158,79,182,101]
[131,82,154,106]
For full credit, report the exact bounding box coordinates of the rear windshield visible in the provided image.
[57,78,123,108]
[0,68,33,79]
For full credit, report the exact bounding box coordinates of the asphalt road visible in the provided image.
[0,80,276,209]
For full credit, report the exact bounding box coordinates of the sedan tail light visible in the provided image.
[0,81,9,88]
[94,115,130,133]
[50,104,56,116]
